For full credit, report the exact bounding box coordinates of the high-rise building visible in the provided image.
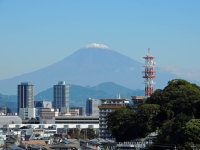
[18,82,35,119]
[86,98,99,116]
[53,81,69,113]
[98,98,129,139]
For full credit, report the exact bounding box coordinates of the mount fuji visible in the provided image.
[0,43,181,95]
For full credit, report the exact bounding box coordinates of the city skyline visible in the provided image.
[0,1,200,82]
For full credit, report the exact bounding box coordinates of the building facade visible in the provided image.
[86,98,99,116]
[53,81,69,113]
[131,96,144,111]
[70,107,85,116]
[0,116,22,125]
[18,82,35,119]
[54,116,99,129]
[98,98,129,139]
[35,101,53,117]
[39,108,59,124]
[0,107,7,115]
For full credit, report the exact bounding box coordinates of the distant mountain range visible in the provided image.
[0,93,17,112]
[0,46,182,95]
[35,82,144,107]
[0,82,144,112]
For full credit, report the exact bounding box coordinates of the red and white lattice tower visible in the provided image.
[143,48,156,97]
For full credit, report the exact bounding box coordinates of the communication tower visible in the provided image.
[143,48,156,96]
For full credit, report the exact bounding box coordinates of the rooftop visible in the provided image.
[100,99,129,101]
[22,140,47,146]
[0,116,22,125]
[98,105,126,109]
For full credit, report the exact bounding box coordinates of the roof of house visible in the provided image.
[22,140,47,146]
[8,146,24,150]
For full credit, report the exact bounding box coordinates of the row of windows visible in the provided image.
[55,122,99,124]
[55,118,98,120]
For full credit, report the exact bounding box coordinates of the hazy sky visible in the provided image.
[0,0,200,81]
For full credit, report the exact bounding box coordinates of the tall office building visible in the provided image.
[86,98,99,116]
[18,82,35,119]
[53,81,69,113]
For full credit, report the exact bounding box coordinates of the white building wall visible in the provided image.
[7,124,99,129]
[19,108,36,119]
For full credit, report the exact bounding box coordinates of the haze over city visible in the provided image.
[1,1,200,149]
[0,0,200,83]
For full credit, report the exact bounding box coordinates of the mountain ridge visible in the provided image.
[0,46,191,95]
[35,82,145,107]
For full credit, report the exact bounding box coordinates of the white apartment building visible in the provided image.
[98,98,129,139]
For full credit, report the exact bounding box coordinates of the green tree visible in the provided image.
[80,128,98,139]
[135,104,160,136]
[106,104,160,142]
[184,119,200,148]
[106,107,135,142]
[106,79,200,148]
[148,79,200,148]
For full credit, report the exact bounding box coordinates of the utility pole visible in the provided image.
[191,144,195,150]
[174,145,177,150]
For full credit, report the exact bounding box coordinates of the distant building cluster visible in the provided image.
[17,81,72,120]
[0,80,146,149]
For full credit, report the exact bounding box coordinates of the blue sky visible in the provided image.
[0,0,200,81]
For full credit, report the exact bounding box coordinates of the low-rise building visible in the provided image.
[0,106,7,115]
[39,108,59,124]
[19,108,36,119]
[131,96,144,110]
[0,116,22,125]
[69,107,80,116]
[70,107,85,116]
[35,100,53,117]
[54,116,99,129]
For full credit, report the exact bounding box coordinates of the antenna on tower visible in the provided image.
[147,48,150,56]
[117,93,121,99]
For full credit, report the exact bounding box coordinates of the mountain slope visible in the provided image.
[0,46,184,95]
[92,82,144,98]
[0,93,17,112]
